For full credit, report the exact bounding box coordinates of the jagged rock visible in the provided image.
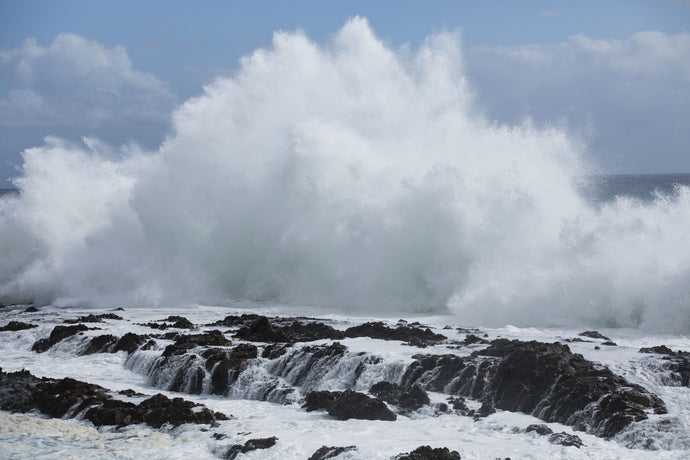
[344,322,446,347]
[369,381,430,412]
[578,330,611,341]
[639,345,676,355]
[81,334,118,355]
[304,389,396,421]
[473,401,495,419]
[118,388,144,397]
[142,316,194,330]
[234,316,291,342]
[114,332,148,353]
[0,321,38,331]
[0,369,225,428]
[602,341,618,346]
[402,339,666,438]
[549,432,584,448]
[447,396,470,415]
[64,313,123,324]
[163,330,231,357]
[32,324,91,353]
[308,445,357,460]
[24,306,38,312]
[203,344,258,395]
[461,334,489,346]
[224,437,277,459]
[278,320,345,342]
[393,445,461,459]
[262,343,289,359]
[526,424,553,436]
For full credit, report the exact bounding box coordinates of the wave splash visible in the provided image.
[1,18,688,331]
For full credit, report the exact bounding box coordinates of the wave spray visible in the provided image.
[1,18,689,331]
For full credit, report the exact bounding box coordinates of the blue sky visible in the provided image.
[1,0,690,182]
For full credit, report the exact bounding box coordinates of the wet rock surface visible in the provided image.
[32,324,92,353]
[308,445,357,460]
[304,389,397,421]
[0,368,227,428]
[65,313,123,324]
[393,445,462,459]
[344,321,447,347]
[0,321,38,331]
[369,381,430,413]
[639,345,690,386]
[224,436,278,459]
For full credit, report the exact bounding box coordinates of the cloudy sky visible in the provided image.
[1,0,689,184]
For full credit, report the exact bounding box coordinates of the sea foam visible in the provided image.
[1,18,688,331]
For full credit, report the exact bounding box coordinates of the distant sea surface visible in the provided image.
[3,173,690,203]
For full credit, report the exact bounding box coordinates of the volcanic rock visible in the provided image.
[344,321,446,347]
[304,389,397,421]
[549,432,584,448]
[224,437,278,459]
[31,324,91,353]
[308,445,357,460]
[64,313,123,324]
[0,321,38,332]
[369,381,430,412]
[394,446,461,460]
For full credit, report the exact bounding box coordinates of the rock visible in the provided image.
[473,401,495,419]
[461,334,489,346]
[402,339,666,438]
[64,313,123,324]
[602,341,618,346]
[344,322,446,347]
[32,324,91,353]
[163,330,231,357]
[203,344,258,395]
[234,316,291,343]
[526,424,553,436]
[224,437,278,459]
[278,320,345,342]
[262,343,289,359]
[549,432,584,448]
[393,445,462,459]
[0,368,227,428]
[114,333,148,354]
[142,316,194,330]
[578,330,611,341]
[24,306,38,312]
[304,390,396,421]
[0,321,38,332]
[308,445,357,460]
[81,334,118,355]
[639,345,676,355]
[369,381,430,412]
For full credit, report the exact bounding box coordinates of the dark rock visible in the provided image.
[369,381,430,412]
[602,341,618,346]
[142,316,194,330]
[447,396,470,414]
[138,393,227,428]
[118,388,144,397]
[203,344,258,395]
[639,345,676,355]
[0,368,40,413]
[81,334,118,355]
[225,437,277,459]
[308,445,357,460]
[278,320,345,342]
[549,432,584,448]
[114,333,148,354]
[344,322,446,347]
[578,330,611,341]
[473,401,495,419]
[526,424,553,436]
[402,339,666,438]
[234,316,291,343]
[212,432,227,440]
[163,330,231,357]
[0,321,38,332]
[32,324,90,353]
[65,313,123,324]
[394,445,461,460]
[24,306,38,312]
[262,343,289,359]
[462,334,489,346]
[304,390,396,421]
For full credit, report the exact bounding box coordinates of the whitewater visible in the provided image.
[1,17,689,332]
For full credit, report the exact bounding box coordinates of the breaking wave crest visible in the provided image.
[1,18,689,331]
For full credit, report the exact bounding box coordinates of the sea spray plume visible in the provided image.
[0,18,688,331]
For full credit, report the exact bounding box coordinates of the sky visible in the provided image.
[1,0,689,184]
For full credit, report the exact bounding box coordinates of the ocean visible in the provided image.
[1,18,690,458]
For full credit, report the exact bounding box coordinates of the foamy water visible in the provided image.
[0,17,688,331]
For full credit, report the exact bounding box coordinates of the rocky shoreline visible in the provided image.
[1,306,688,458]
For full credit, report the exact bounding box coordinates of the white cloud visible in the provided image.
[465,32,690,172]
[0,33,176,128]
